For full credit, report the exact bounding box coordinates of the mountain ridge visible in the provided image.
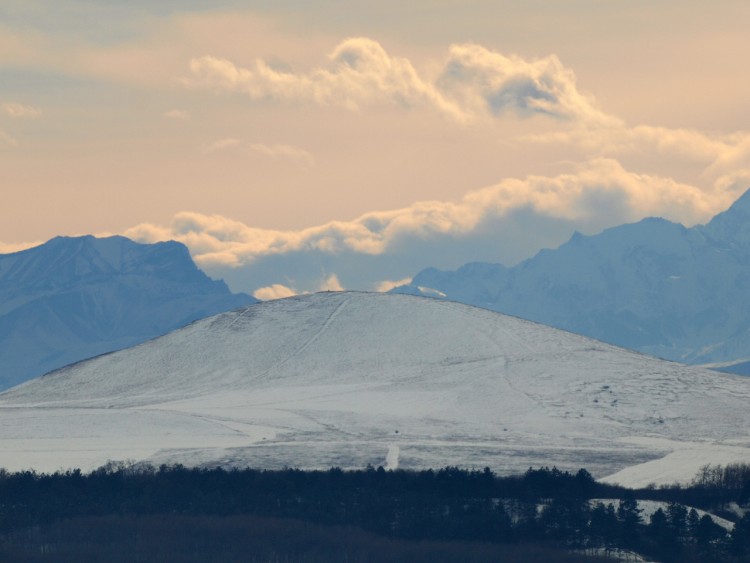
[393,188,750,368]
[0,235,256,389]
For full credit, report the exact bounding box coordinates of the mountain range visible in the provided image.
[395,188,750,372]
[2,291,750,487]
[0,235,255,389]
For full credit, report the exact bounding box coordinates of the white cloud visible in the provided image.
[186,38,613,126]
[164,109,190,120]
[527,121,750,176]
[437,44,614,126]
[374,277,412,292]
[187,38,465,121]
[185,37,750,177]
[125,158,729,267]
[3,102,41,118]
[250,273,341,300]
[253,283,297,300]
[319,274,344,291]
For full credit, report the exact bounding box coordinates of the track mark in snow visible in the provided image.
[385,445,399,470]
[140,408,253,438]
[223,306,253,330]
[263,296,351,377]
[289,410,359,438]
[292,297,350,358]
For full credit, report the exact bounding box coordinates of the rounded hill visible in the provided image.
[2,291,749,486]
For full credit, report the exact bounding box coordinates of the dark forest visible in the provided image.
[1,462,749,562]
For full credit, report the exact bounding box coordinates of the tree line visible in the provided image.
[0,462,749,562]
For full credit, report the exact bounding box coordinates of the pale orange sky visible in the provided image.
[2,1,750,294]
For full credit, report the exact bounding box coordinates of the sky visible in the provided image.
[2,0,750,297]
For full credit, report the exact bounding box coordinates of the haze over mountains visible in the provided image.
[2,292,750,487]
[395,188,750,372]
[0,235,255,389]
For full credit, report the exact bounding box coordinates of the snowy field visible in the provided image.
[2,292,750,486]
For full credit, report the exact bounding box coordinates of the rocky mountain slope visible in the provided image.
[394,189,750,369]
[0,235,255,389]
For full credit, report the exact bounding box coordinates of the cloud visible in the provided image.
[0,240,40,254]
[319,273,344,291]
[374,277,412,292]
[185,37,750,176]
[202,138,314,164]
[527,121,750,175]
[126,158,729,266]
[437,44,614,126]
[3,102,41,118]
[250,274,343,301]
[0,131,19,148]
[253,283,296,301]
[250,273,342,300]
[203,137,242,154]
[185,38,615,126]
[249,143,315,166]
[124,158,740,294]
[164,109,190,120]
[185,38,472,122]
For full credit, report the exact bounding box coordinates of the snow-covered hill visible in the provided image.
[0,235,255,389]
[2,292,749,487]
[393,189,750,370]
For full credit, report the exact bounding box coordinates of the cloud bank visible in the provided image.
[186,38,750,179]
[124,158,746,295]
[186,38,612,125]
[4,32,749,300]
[188,38,467,121]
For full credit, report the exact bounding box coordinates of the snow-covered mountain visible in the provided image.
[394,189,750,369]
[0,235,255,389]
[2,291,749,487]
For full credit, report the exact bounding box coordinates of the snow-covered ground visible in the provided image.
[2,292,750,485]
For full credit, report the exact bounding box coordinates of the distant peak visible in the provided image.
[45,234,127,246]
[705,187,750,223]
[700,187,750,247]
[723,187,750,215]
[42,234,178,253]
[0,234,203,287]
[46,234,93,244]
